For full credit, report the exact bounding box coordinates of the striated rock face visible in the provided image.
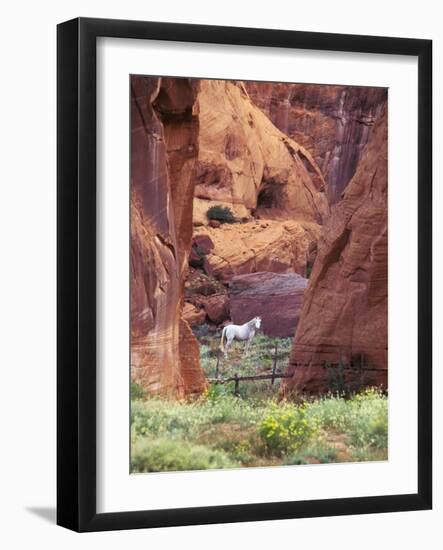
[193,219,320,283]
[245,82,387,204]
[282,106,388,395]
[229,272,308,337]
[130,76,207,397]
[193,80,329,225]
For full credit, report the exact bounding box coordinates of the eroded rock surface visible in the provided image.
[194,219,320,282]
[130,76,207,397]
[282,106,388,395]
[229,272,308,337]
[193,80,329,225]
[245,82,387,204]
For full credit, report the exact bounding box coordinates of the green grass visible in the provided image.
[131,437,236,473]
[131,333,387,472]
[199,331,292,400]
[131,382,146,400]
[306,388,388,457]
[131,387,388,472]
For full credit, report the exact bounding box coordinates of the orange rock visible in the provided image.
[282,105,388,395]
[195,219,320,282]
[192,80,329,225]
[245,82,387,204]
[130,76,207,397]
[201,294,230,325]
[183,302,206,327]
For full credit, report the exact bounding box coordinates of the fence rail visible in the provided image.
[208,372,292,395]
[210,339,386,396]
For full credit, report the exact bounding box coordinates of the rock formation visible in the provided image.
[131,74,388,398]
[245,82,387,204]
[130,76,207,397]
[229,272,308,338]
[282,105,388,395]
[192,80,329,225]
[193,219,320,282]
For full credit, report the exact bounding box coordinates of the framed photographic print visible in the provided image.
[57,17,432,532]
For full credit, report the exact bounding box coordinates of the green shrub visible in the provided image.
[131,382,145,400]
[306,388,388,452]
[207,205,236,224]
[346,390,388,450]
[284,442,338,465]
[259,404,317,455]
[131,438,237,472]
[204,382,235,403]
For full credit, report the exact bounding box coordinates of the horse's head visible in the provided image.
[254,316,262,329]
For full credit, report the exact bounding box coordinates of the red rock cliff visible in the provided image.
[193,80,330,225]
[282,105,388,395]
[131,76,207,397]
[245,82,387,204]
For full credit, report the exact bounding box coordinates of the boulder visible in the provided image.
[189,246,204,268]
[229,272,308,337]
[189,233,214,268]
[208,219,221,228]
[195,219,320,282]
[201,294,230,325]
[192,234,214,255]
[282,106,388,395]
[183,302,206,326]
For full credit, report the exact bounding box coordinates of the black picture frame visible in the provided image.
[57,17,432,532]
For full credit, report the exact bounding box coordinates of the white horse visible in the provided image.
[220,317,261,358]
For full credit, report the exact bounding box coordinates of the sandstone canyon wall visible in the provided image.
[245,82,387,204]
[193,80,329,225]
[131,76,207,397]
[282,105,388,395]
[131,75,388,396]
[181,80,334,336]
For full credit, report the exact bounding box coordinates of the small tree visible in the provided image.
[207,205,236,224]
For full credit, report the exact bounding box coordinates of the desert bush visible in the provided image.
[259,404,317,455]
[306,388,388,451]
[131,382,145,400]
[345,390,388,450]
[131,437,236,472]
[207,205,236,224]
[204,381,234,402]
[284,442,338,465]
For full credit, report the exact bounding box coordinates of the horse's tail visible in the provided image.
[220,326,227,351]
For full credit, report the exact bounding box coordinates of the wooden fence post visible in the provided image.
[234,374,239,396]
[271,341,278,385]
[215,351,220,379]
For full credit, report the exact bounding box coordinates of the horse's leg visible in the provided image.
[225,336,233,359]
